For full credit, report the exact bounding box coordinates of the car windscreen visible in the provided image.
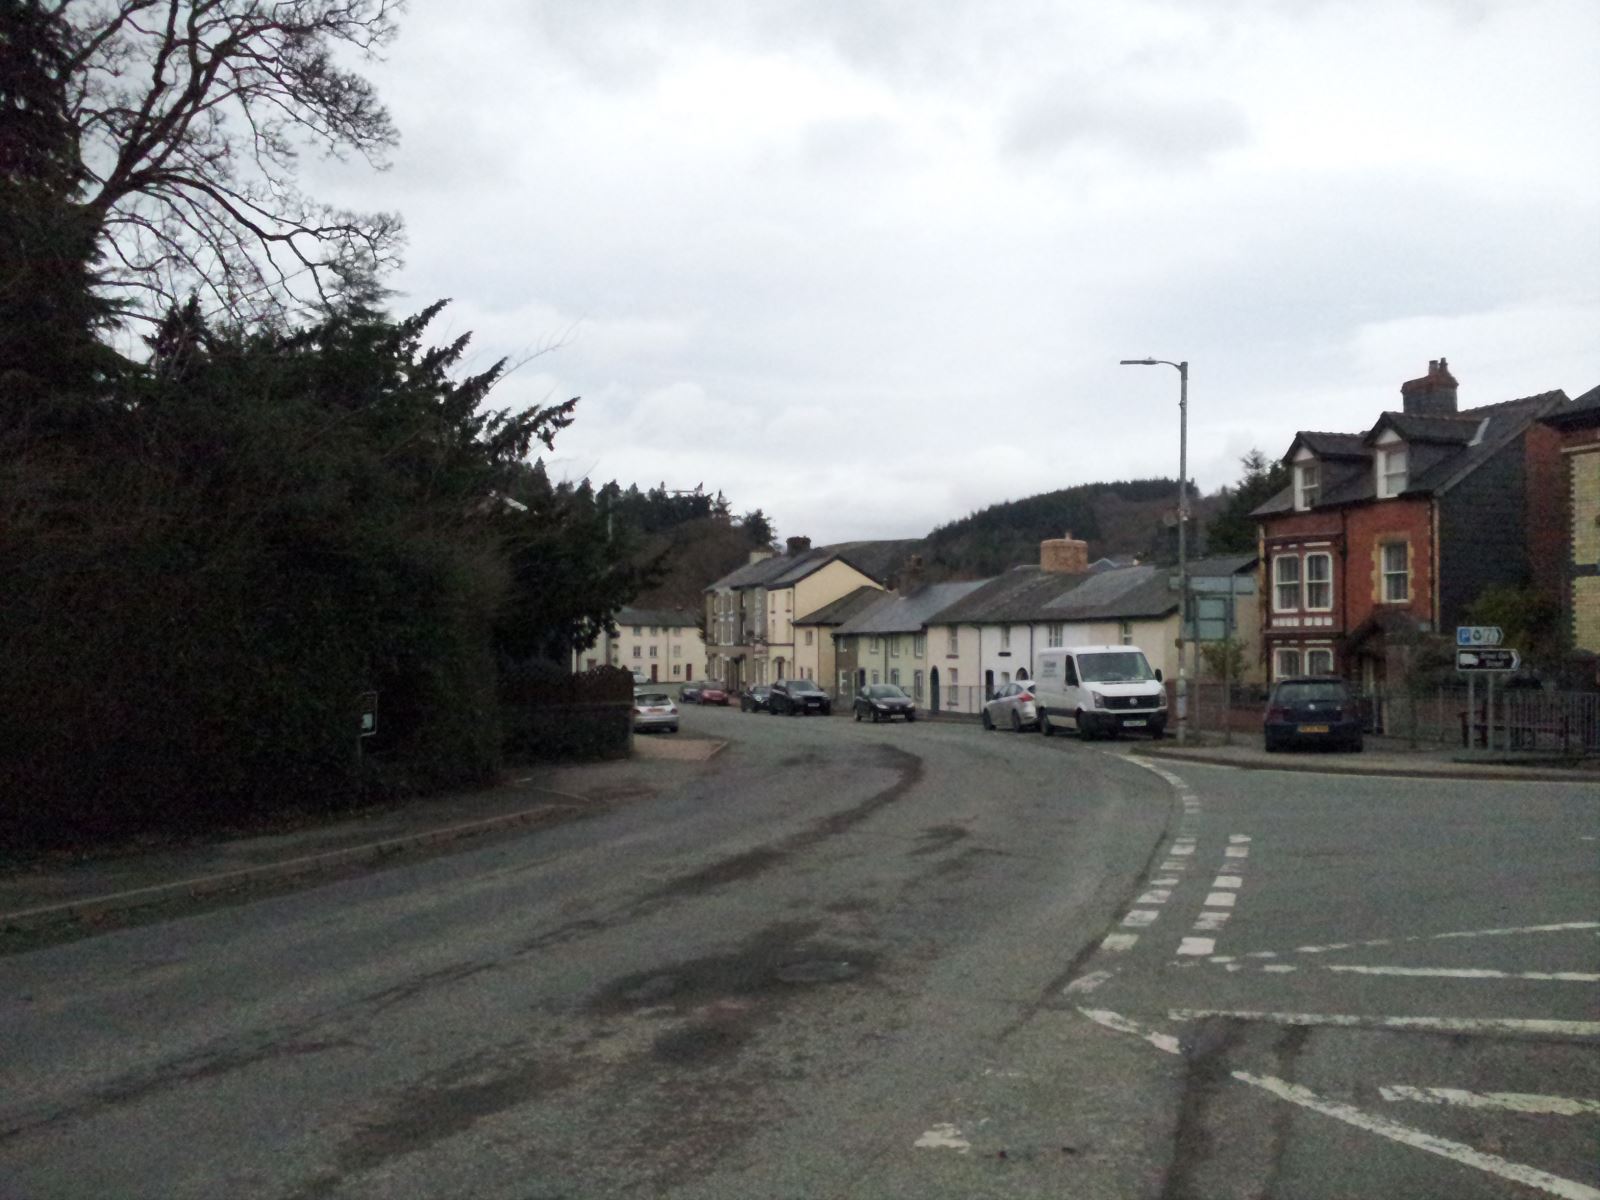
[788,681,822,692]
[1077,652,1155,683]
[865,685,906,698]
[636,693,670,704]
[1274,682,1348,703]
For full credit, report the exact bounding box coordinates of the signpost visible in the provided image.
[358,691,378,765]
[1455,629,1516,751]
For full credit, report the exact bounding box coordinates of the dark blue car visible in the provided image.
[1264,676,1363,752]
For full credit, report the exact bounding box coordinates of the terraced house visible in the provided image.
[1540,385,1600,656]
[572,607,706,683]
[1253,359,1574,699]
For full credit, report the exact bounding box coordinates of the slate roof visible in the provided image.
[1043,564,1179,621]
[924,566,1085,625]
[1542,384,1600,429]
[1256,391,1568,516]
[613,606,699,628]
[707,540,917,591]
[834,581,988,636]
[794,585,884,627]
[1288,431,1368,459]
[1183,554,1257,578]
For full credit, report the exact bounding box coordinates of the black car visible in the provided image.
[740,685,772,713]
[679,684,703,704]
[769,678,832,716]
[854,683,916,723]
[1263,675,1363,752]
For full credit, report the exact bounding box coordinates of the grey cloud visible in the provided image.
[1003,89,1251,165]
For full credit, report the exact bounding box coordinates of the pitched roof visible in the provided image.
[925,566,1085,624]
[1043,564,1179,621]
[707,539,916,591]
[613,606,699,628]
[1257,390,1568,516]
[794,585,884,627]
[1542,384,1600,429]
[834,580,988,636]
[1183,554,1258,578]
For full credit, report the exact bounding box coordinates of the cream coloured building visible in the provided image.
[572,607,707,685]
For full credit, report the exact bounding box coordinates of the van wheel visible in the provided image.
[982,710,993,731]
[1039,709,1054,737]
[1077,711,1096,741]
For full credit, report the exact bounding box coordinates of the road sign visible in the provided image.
[359,691,378,737]
[1456,648,1519,672]
[1456,625,1503,647]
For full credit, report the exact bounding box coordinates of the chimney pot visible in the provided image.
[785,535,812,557]
[1400,357,1458,417]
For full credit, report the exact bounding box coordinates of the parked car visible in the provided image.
[632,690,678,734]
[1263,675,1363,752]
[630,668,650,688]
[1031,645,1167,739]
[679,683,703,704]
[697,685,730,706]
[770,678,832,716]
[982,680,1039,732]
[740,685,772,713]
[854,683,916,723]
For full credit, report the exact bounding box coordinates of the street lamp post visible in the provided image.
[1119,357,1189,745]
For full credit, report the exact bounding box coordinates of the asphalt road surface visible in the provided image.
[2,707,1596,1199]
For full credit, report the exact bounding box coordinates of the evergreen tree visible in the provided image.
[1205,450,1289,554]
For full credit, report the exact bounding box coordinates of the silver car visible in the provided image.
[982,680,1039,732]
[633,690,679,734]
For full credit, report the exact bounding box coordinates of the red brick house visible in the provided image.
[1253,359,1569,704]
[1540,385,1600,656]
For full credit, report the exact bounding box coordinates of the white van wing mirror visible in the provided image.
[1155,668,1163,682]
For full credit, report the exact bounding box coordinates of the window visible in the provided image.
[948,668,959,695]
[871,669,880,685]
[672,664,681,677]
[1306,647,1334,674]
[1305,553,1332,610]
[632,646,642,658]
[1382,542,1409,602]
[1047,623,1063,648]
[914,634,925,658]
[631,626,642,636]
[1275,647,1302,679]
[649,625,658,635]
[804,629,814,646]
[1000,626,1011,650]
[947,628,959,655]
[890,669,900,686]
[869,636,880,654]
[913,670,924,700]
[673,644,682,657]
[1379,446,1408,497]
[1119,620,1133,645]
[1274,555,1301,612]
[648,645,658,658]
[1295,461,1320,510]
[891,635,902,658]
[1000,671,1011,686]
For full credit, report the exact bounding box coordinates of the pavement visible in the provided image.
[0,724,1588,940]
[1130,731,1600,783]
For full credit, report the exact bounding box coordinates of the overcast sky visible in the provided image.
[314,0,1599,545]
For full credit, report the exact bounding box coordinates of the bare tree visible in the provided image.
[50,0,405,322]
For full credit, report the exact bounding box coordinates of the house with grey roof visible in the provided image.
[831,580,988,702]
[704,535,915,689]
[791,585,885,694]
[1252,357,1571,711]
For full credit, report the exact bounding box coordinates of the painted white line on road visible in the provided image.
[1224,845,1249,858]
[1170,1010,1600,1039]
[1328,965,1600,982]
[1122,909,1160,927]
[1178,937,1216,956]
[1151,875,1180,886]
[1169,844,1196,856]
[1229,834,1252,844]
[1247,920,1600,959]
[1235,1072,1600,1200]
[1160,860,1189,872]
[1101,933,1139,952]
[1193,911,1230,931]
[1379,1086,1600,1116]
[1063,970,1115,995]
[914,1123,971,1153]
[1137,889,1172,905]
[1079,1008,1182,1055]
[1213,875,1243,889]
[1203,891,1238,909]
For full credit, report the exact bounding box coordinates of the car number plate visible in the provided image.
[1299,724,1329,734]
[1123,718,1147,727]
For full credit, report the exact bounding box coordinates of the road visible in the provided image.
[1,706,1595,1199]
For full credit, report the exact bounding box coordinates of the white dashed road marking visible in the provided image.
[1100,933,1139,952]
[1168,1010,1600,1039]
[914,1124,971,1153]
[1379,1086,1600,1116]
[1177,937,1215,956]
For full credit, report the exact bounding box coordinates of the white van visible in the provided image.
[1032,645,1168,740]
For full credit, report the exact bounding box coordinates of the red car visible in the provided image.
[697,686,730,706]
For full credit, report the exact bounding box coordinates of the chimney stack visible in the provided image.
[1400,357,1458,417]
[748,549,774,565]
[900,553,926,592]
[785,535,812,557]
[1040,531,1089,574]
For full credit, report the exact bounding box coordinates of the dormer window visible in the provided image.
[1295,461,1320,511]
[1378,445,1408,498]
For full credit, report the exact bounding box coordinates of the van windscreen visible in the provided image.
[1077,651,1155,683]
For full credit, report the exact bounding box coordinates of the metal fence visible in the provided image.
[1184,680,1600,755]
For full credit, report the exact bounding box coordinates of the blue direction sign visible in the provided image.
[1456,648,1519,672]
[1457,625,1503,647]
